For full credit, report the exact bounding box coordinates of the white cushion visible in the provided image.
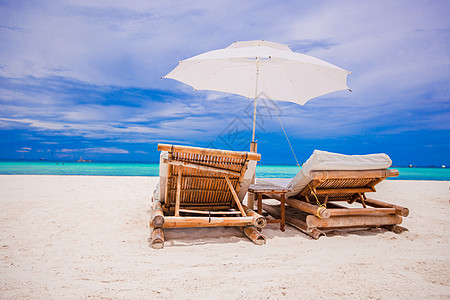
[302,150,392,172]
[156,151,169,203]
[285,150,392,197]
[238,160,257,201]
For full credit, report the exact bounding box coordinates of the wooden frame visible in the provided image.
[248,183,289,232]
[261,169,409,239]
[150,143,265,248]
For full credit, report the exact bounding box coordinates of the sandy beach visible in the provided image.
[0,175,449,299]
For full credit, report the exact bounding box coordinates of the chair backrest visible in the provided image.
[296,169,399,202]
[286,150,397,199]
[157,144,260,210]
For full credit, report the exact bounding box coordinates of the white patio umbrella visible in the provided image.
[163,40,351,150]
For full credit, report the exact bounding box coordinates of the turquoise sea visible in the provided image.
[0,161,449,181]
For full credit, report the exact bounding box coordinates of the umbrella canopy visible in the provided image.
[164,40,350,105]
[163,40,351,145]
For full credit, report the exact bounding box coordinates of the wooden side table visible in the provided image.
[248,183,289,232]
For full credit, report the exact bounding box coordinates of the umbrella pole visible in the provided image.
[250,98,257,152]
[248,63,259,210]
[250,60,260,153]
[248,98,257,210]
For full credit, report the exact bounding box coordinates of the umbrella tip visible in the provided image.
[348,89,352,92]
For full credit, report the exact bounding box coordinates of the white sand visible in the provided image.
[0,175,449,299]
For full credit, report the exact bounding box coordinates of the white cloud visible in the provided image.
[16,147,32,153]
[2,1,448,91]
[286,1,450,98]
[0,0,448,154]
[59,147,129,154]
[134,150,149,154]
[0,2,350,87]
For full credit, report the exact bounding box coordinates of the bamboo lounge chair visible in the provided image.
[150,144,267,248]
[259,150,409,239]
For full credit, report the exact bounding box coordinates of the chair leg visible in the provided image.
[280,194,286,232]
[383,224,408,234]
[241,226,266,245]
[257,193,263,215]
[151,227,164,249]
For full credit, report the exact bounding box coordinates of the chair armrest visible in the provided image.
[249,183,290,193]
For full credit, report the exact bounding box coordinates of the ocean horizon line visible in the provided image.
[0,159,446,169]
[0,160,449,181]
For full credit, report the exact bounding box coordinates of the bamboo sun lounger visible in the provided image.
[259,150,409,239]
[150,144,266,249]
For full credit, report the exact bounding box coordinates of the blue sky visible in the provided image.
[0,0,449,166]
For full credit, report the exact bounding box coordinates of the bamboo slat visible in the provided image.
[158,143,261,161]
[162,216,256,228]
[314,187,375,194]
[166,205,233,211]
[306,214,402,228]
[310,169,399,181]
[165,158,242,177]
[178,209,241,215]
